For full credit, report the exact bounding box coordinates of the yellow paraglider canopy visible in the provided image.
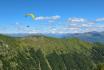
[25,13,36,20]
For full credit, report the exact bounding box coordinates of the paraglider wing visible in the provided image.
[25,13,36,20]
[26,25,30,28]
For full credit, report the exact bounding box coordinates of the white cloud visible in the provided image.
[67,17,97,31]
[63,27,79,30]
[80,24,89,27]
[47,27,82,34]
[67,17,96,28]
[35,16,47,20]
[51,15,61,20]
[88,21,96,24]
[68,23,93,28]
[48,20,55,23]
[67,17,86,23]
[16,22,20,25]
[83,27,104,32]
[14,17,104,34]
[62,27,82,33]
[96,18,104,22]
[35,15,61,21]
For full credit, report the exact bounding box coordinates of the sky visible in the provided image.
[0,0,104,34]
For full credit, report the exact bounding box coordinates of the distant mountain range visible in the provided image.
[62,31,104,43]
[43,31,104,43]
[3,31,104,43]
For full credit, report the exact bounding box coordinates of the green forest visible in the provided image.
[0,34,104,70]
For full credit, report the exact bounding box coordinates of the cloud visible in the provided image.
[16,22,19,25]
[62,27,82,33]
[47,27,82,34]
[62,16,104,33]
[79,24,90,27]
[67,17,97,32]
[51,15,61,20]
[35,15,61,21]
[68,22,95,29]
[15,17,104,34]
[48,20,55,23]
[67,17,96,26]
[96,18,104,22]
[67,17,86,23]
[63,27,80,30]
[87,21,96,24]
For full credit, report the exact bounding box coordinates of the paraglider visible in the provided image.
[26,25,30,28]
[25,13,36,20]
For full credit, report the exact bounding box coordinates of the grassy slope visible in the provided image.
[0,34,104,70]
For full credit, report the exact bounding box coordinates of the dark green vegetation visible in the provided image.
[0,34,104,70]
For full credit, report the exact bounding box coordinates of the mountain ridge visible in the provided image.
[4,31,104,43]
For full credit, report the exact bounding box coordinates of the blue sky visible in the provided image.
[0,0,104,33]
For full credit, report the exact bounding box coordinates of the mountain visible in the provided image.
[63,31,104,43]
[7,31,104,43]
[0,34,104,70]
